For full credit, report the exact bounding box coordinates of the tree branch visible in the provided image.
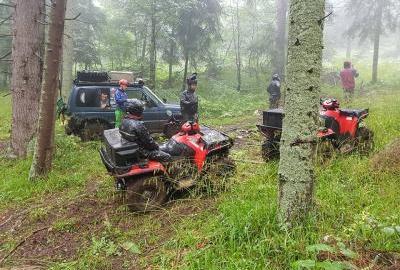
[0,227,49,265]
[0,34,13,38]
[0,3,15,8]
[65,12,81,21]
[318,11,333,25]
[0,51,11,60]
[0,15,12,26]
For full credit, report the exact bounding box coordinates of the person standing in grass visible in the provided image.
[115,79,129,128]
[267,74,281,109]
[180,73,199,122]
[340,61,359,102]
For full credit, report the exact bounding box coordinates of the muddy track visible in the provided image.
[0,180,218,269]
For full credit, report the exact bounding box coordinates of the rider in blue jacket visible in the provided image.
[115,79,129,128]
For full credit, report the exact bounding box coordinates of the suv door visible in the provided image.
[124,88,164,133]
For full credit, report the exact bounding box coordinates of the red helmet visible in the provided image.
[322,98,339,110]
[181,122,200,134]
[119,79,128,86]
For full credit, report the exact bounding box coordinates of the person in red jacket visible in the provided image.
[340,61,359,102]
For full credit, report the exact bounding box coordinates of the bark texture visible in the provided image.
[61,0,74,98]
[278,0,325,225]
[182,49,189,91]
[30,0,67,179]
[149,2,156,90]
[371,2,383,84]
[10,0,45,157]
[273,0,288,77]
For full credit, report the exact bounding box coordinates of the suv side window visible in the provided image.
[125,89,157,108]
[76,88,111,108]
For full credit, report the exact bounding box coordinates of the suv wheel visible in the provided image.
[80,121,107,141]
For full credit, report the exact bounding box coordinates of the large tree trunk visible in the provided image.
[234,0,241,91]
[345,36,352,60]
[168,37,174,88]
[182,49,189,91]
[10,0,45,157]
[29,0,66,180]
[278,0,325,226]
[371,2,383,84]
[149,3,156,90]
[140,23,148,78]
[61,0,74,99]
[273,0,288,77]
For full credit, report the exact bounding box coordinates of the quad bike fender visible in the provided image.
[116,161,167,178]
[173,133,208,171]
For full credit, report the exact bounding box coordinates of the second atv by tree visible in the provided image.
[257,98,374,161]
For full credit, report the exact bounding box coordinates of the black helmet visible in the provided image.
[272,74,280,80]
[136,78,144,85]
[187,73,198,86]
[126,99,144,116]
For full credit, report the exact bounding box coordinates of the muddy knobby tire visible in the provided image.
[356,127,374,155]
[80,120,107,141]
[124,176,167,212]
[261,140,280,162]
[315,139,335,164]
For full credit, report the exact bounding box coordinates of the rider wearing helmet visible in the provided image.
[267,74,281,109]
[180,73,199,122]
[115,79,129,128]
[120,100,171,162]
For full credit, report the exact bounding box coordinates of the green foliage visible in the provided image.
[0,4,11,88]
[0,90,11,140]
[346,0,399,41]
[71,0,105,69]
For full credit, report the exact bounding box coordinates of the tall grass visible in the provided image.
[0,90,11,140]
[152,88,400,269]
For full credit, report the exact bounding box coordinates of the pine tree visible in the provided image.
[278,0,325,225]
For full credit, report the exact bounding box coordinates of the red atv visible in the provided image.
[100,122,235,211]
[257,98,373,161]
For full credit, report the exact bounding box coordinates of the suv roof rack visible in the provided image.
[73,70,144,88]
[75,71,110,83]
[74,81,143,88]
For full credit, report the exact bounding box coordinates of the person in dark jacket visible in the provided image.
[180,73,198,122]
[267,74,281,109]
[120,100,171,162]
[115,79,129,128]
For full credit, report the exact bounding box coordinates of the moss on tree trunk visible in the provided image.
[10,0,45,157]
[278,0,325,226]
[29,0,67,180]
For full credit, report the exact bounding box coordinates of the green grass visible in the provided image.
[0,62,400,269]
[0,130,113,212]
[0,90,11,140]
[150,88,400,269]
